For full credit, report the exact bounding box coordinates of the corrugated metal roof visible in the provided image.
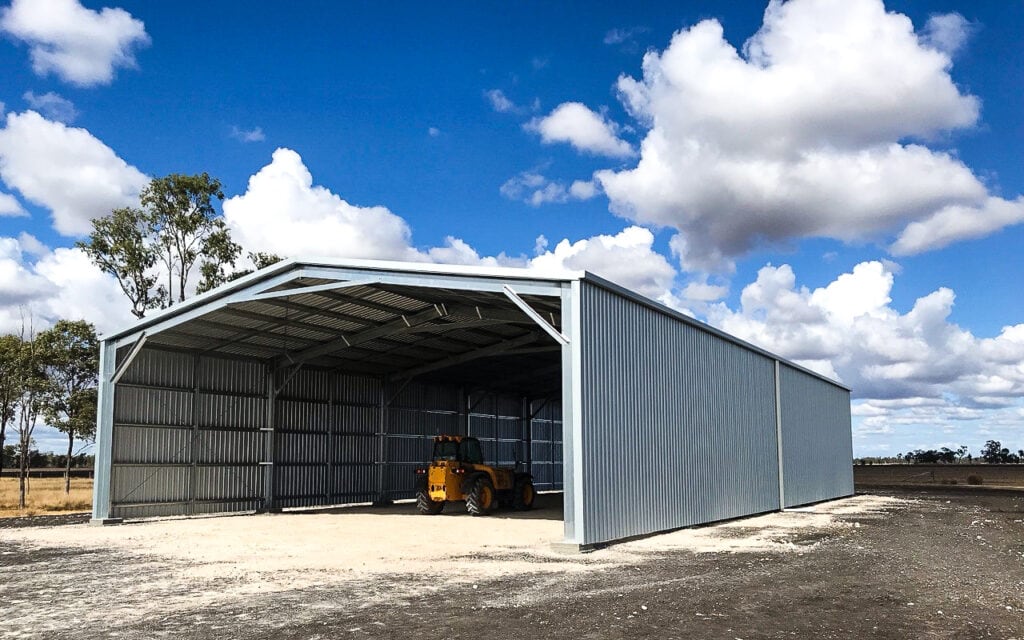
[101,258,581,342]
[102,257,846,392]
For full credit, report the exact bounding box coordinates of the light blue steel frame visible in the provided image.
[92,258,852,545]
[92,260,576,531]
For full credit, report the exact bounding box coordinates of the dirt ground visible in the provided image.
[1,489,1022,639]
[855,464,1024,489]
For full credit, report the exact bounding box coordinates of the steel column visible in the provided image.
[374,378,389,504]
[560,281,585,544]
[775,359,785,511]
[90,340,118,522]
[189,353,200,515]
[261,363,277,511]
[458,387,467,436]
[521,397,530,472]
[325,370,336,502]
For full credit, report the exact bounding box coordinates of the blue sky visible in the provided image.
[0,0,1022,457]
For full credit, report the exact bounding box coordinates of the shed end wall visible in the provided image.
[579,282,780,546]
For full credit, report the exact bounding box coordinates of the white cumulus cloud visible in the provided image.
[0,0,150,87]
[704,259,1024,453]
[223,148,428,261]
[0,235,132,335]
[500,170,599,206]
[891,196,1024,255]
[708,260,1024,403]
[527,102,634,158]
[22,90,77,123]
[230,126,265,143]
[588,0,1019,270]
[529,226,676,302]
[0,110,149,236]
[226,149,677,302]
[484,89,517,113]
[921,12,973,56]
[0,191,26,217]
[223,148,521,268]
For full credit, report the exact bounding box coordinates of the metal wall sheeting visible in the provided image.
[579,282,781,545]
[528,399,563,490]
[101,263,851,544]
[779,363,855,507]
[577,281,853,546]
[274,369,378,508]
[108,347,562,517]
[109,348,265,518]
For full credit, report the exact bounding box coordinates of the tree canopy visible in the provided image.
[77,173,246,318]
[36,320,99,492]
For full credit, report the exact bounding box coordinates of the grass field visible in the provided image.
[0,476,92,517]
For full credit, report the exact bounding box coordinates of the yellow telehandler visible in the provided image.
[414,434,535,516]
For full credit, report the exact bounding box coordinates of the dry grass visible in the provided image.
[0,476,92,517]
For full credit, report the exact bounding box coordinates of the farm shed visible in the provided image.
[91,258,853,548]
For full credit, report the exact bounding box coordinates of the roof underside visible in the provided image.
[132,269,564,397]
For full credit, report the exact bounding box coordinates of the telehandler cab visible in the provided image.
[415,434,535,516]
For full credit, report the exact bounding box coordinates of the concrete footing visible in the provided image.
[90,517,123,526]
[549,541,596,555]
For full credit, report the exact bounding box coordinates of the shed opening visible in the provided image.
[100,274,566,519]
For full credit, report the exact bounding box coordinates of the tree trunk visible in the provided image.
[179,262,187,303]
[18,446,27,509]
[65,432,74,494]
[167,251,174,307]
[0,420,6,477]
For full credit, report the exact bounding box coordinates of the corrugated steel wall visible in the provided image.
[109,347,562,517]
[384,382,462,500]
[465,393,563,491]
[779,363,854,507]
[528,399,563,491]
[579,282,782,545]
[110,349,266,519]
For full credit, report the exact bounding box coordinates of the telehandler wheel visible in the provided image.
[513,478,535,511]
[416,489,444,515]
[466,477,495,516]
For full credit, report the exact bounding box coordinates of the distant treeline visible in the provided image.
[855,440,1024,465]
[0,467,93,479]
[1,446,93,470]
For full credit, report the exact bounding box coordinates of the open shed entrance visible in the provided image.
[100,270,565,520]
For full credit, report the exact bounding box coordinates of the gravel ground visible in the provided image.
[1,489,1022,639]
[0,513,90,529]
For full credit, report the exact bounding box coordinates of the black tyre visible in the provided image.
[416,488,444,515]
[465,477,495,516]
[513,477,535,511]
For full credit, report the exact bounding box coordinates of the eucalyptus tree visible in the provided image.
[37,320,99,494]
[12,320,47,509]
[0,334,22,477]
[78,173,244,318]
[142,173,241,305]
[197,251,283,294]
[78,207,161,318]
